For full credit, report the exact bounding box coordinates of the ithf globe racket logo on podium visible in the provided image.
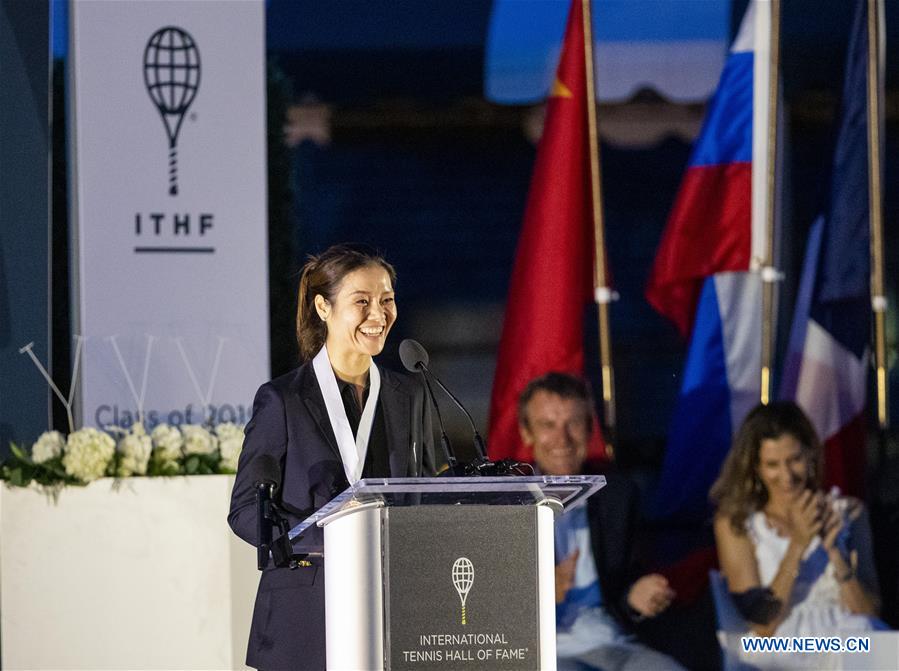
[452,557,474,625]
[143,26,200,196]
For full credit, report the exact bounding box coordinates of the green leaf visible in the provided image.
[192,453,218,475]
[47,462,67,478]
[185,456,200,475]
[9,442,32,464]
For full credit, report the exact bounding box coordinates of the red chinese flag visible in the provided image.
[488,0,606,463]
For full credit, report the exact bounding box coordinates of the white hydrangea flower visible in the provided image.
[214,422,243,442]
[215,422,245,471]
[150,423,183,461]
[117,423,152,477]
[182,424,217,455]
[32,430,65,464]
[62,427,115,483]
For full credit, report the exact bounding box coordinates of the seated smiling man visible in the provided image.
[518,372,684,671]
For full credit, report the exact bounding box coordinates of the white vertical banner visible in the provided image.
[70,0,269,429]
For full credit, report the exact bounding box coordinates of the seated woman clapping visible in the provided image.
[711,401,887,644]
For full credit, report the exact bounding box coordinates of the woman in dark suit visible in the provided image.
[228,244,436,671]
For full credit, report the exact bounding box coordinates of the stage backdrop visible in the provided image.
[69,0,269,429]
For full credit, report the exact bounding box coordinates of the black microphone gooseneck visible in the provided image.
[400,339,486,460]
[399,339,457,469]
[419,364,487,460]
[399,339,533,477]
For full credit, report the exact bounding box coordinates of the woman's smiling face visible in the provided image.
[320,264,396,359]
[756,433,812,503]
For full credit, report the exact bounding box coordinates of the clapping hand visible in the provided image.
[785,489,825,549]
[627,573,675,618]
[555,549,579,604]
[821,494,864,584]
[820,496,845,553]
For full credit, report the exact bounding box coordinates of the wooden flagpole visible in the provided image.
[760,0,781,405]
[867,0,889,428]
[581,0,615,457]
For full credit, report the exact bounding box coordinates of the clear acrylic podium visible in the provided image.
[289,475,605,671]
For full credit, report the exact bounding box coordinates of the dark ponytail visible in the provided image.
[295,244,396,361]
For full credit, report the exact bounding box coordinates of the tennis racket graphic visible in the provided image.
[452,557,474,625]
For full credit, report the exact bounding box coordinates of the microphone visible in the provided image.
[253,455,280,570]
[252,455,309,569]
[399,339,533,477]
[252,454,281,488]
[398,337,429,370]
[400,339,487,460]
[399,339,457,470]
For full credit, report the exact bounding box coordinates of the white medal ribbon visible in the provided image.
[312,344,381,484]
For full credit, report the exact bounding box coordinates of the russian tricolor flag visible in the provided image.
[646,1,772,519]
[780,0,874,498]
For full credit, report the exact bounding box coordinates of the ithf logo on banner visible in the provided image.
[137,26,213,255]
[71,1,268,431]
[452,557,474,625]
[143,27,200,196]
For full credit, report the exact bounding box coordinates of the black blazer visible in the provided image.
[228,361,436,671]
[585,472,643,628]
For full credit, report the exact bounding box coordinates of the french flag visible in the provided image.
[780,0,873,498]
[646,1,772,519]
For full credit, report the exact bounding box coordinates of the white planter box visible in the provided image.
[0,475,258,670]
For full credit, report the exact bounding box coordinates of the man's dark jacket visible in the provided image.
[583,471,643,628]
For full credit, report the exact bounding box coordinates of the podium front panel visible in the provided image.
[315,479,592,670]
[383,505,542,670]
